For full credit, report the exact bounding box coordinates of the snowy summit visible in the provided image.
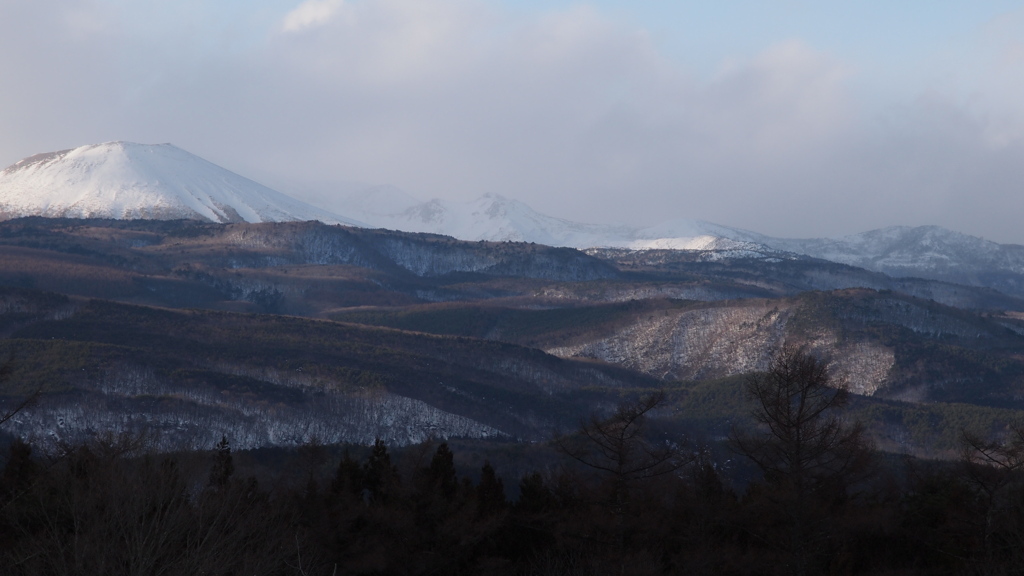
[0,142,361,225]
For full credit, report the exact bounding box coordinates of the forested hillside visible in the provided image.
[2,218,1024,457]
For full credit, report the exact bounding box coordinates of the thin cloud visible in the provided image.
[0,1,1022,242]
[282,0,344,33]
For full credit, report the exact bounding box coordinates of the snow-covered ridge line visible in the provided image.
[337,191,1024,297]
[337,192,776,253]
[344,191,1024,267]
[5,141,1024,297]
[0,141,364,226]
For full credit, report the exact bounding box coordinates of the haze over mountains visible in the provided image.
[331,170,1024,298]
[4,142,1024,455]
[4,142,1024,297]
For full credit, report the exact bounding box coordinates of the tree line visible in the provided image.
[3,348,1024,575]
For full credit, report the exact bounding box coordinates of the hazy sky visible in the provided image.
[2,1,1023,242]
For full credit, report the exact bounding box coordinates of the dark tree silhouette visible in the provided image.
[731,346,873,576]
[363,438,399,504]
[556,391,690,574]
[960,423,1024,570]
[516,472,556,514]
[0,359,40,431]
[556,392,688,497]
[330,449,363,497]
[425,442,458,500]
[208,435,234,489]
[732,347,872,497]
[477,461,506,518]
[0,439,37,504]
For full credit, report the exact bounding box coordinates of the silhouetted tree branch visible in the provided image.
[731,346,872,498]
[555,391,690,575]
[0,360,40,431]
[960,423,1024,569]
[557,392,687,488]
[730,346,873,576]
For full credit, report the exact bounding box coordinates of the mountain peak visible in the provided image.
[0,142,362,226]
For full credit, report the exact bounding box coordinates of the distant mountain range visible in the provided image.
[334,190,763,252]
[7,142,1024,456]
[341,191,1024,297]
[4,142,1024,297]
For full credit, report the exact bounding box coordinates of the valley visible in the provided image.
[1,217,1023,459]
[6,2,1024,569]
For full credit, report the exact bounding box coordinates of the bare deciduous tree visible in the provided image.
[557,392,688,498]
[960,423,1024,570]
[0,359,40,431]
[731,346,873,576]
[732,347,872,499]
[556,391,690,575]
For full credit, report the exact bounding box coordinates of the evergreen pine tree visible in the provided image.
[363,438,398,503]
[427,442,458,500]
[477,461,506,517]
[208,435,234,489]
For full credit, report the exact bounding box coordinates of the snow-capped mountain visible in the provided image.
[0,142,362,225]
[375,194,636,246]
[754,226,1024,275]
[347,192,1024,296]
[751,226,1024,293]
[357,193,772,254]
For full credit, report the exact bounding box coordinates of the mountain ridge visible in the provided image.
[4,142,1024,297]
[341,192,1024,297]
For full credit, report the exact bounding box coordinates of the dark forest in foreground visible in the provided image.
[4,350,1024,576]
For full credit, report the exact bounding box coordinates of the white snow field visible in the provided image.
[0,141,362,225]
